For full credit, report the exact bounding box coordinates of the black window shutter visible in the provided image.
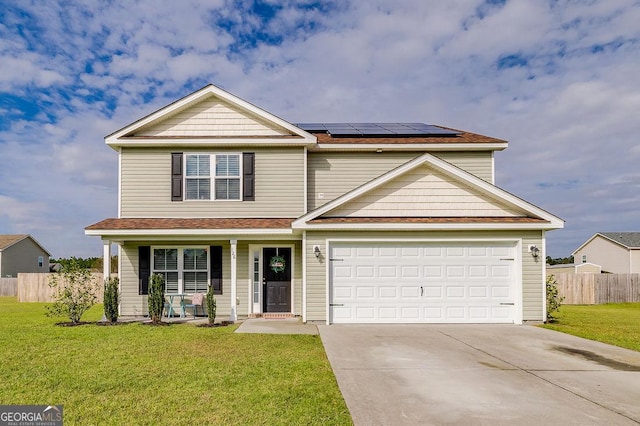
[243,152,255,201]
[171,153,183,201]
[210,246,223,295]
[139,246,151,295]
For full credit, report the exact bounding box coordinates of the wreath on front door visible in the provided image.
[269,255,286,273]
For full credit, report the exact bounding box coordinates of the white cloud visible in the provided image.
[1,0,639,257]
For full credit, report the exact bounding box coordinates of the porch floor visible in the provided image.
[235,318,319,335]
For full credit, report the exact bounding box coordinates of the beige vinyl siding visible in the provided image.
[135,95,293,137]
[0,238,49,277]
[305,230,544,323]
[121,147,305,217]
[434,152,494,183]
[327,164,523,217]
[308,151,494,210]
[574,236,631,274]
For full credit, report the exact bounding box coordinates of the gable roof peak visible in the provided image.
[105,83,316,146]
[599,232,640,248]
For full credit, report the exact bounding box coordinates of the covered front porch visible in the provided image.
[85,218,303,322]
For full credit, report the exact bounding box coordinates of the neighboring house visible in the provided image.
[85,84,564,324]
[546,263,602,275]
[0,234,50,277]
[573,232,640,274]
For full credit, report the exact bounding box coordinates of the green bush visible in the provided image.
[103,277,120,323]
[46,259,98,324]
[546,274,564,322]
[206,289,217,325]
[148,274,165,323]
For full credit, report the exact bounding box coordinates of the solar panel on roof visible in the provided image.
[295,122,460,137]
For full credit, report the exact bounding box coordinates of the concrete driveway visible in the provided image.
[318,324,640,425]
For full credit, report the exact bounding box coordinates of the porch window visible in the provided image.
[153,248,179,293]
[183,248,208,293]
[152,247,210,293]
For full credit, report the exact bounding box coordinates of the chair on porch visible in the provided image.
[184,293,204,317]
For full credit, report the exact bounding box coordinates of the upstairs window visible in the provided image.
[185,154,211,200]
[215,154,240,200]
[184,154,240,200]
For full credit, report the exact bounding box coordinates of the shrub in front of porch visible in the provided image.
[46,258,98,324]
[206,289,216,325]
[103,277,119,323]
[148,274,165,323]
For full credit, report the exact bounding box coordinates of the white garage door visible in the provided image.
[329,241,518,324]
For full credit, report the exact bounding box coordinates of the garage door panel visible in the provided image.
[356,287,375,298]
[468,247,489,256]
[468,286,488,298]
[424,247,442,256]
[334,265,353,278]
[468,265,488,277]
[379,266,397,277]
[425,307,443,319]
[356,265,374,277]
[401,265,420,277]
[491,265,510,277]
[423,286,443,298]
[469,306,489,319]
[330,241,517,324]
[379,307,398,319]
[401,247,419,257]
[424,266,443,277]
[446,286,465,298]
[379,286,397,298]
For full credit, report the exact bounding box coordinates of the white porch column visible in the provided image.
[230,239,237,322]
[101,240,111,322]
[102,240,111,281]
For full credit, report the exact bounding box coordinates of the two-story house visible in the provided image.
[86,84,563,324]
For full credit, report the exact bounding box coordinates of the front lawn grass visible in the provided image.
[541,303,640,352]
[0,297,351,425]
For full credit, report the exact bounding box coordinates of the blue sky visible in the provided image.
[1,0,639,258]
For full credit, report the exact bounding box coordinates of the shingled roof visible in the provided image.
[0,234,28,250]
[599,232,640,248]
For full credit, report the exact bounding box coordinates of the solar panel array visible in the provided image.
[296,123,460,137]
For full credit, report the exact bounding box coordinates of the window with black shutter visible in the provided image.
[243,152,255,201]
[138,246,151,295]
[210,245,223,294]
[171,153,183,201]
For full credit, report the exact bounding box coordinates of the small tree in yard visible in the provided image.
[546,274,564,322]
[46,259,98,324]
[103,277,120,323]
[206,289,217,325]
[148,274,165,323]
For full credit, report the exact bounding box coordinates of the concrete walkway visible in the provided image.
[235,318,319,335]
[319,324,640,425]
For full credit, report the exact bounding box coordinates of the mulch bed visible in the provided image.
[197,321,232,328]
[55,321,94,327]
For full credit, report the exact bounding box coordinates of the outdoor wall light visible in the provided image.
[314,246,321,258]
[529,245,540,258]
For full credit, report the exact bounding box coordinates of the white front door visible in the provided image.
[329,241,519,324]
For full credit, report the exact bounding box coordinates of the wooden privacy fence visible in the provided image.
[0,278,18,296]
[17,273,109,303]
[552,273,640,305]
